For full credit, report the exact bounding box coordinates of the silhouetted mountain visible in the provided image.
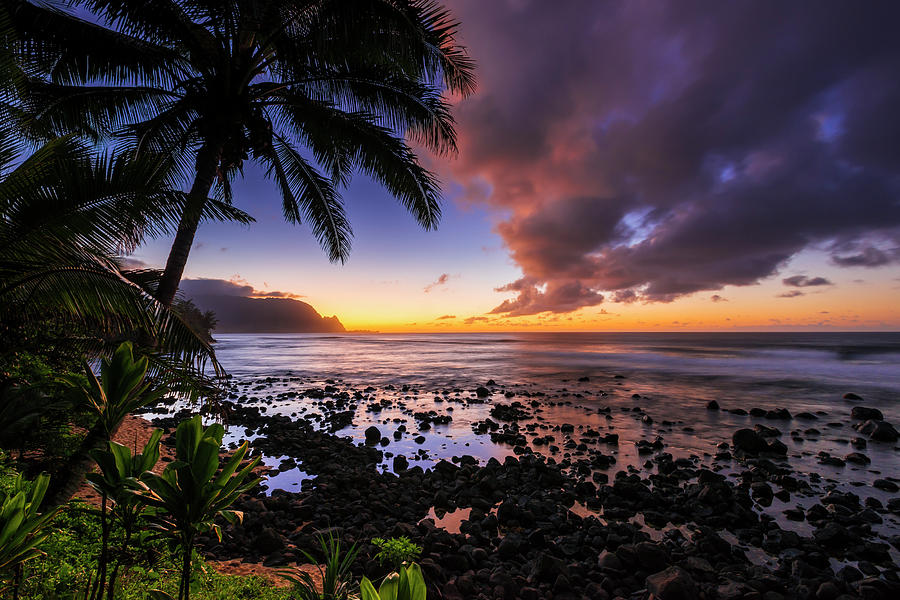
[178,278,345,333]
[189,295,345,333]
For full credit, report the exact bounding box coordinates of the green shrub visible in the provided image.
[371,537,422,571]
[0,471,58,596]
[360,563,426,600]
[140,415,260,600]
[282,531,359,600]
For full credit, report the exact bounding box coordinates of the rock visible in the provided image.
[844,452,870,465]
[855,419,899,442]
[873,479,899,492]
[529,552,569,583]
[393,455,409,471]
[814,522,854,547]
[497,535,522,559]
[766,408,792,420]
[851,406,884,421]
[254,527,284,554]
[707,400,720,410]
[634,541,669,572]
[816,581,840,600]
[475,386,491,398]
[843,392,863,401]
[364,426,381,444]
[645,566,697,600]
[732,428,771,454]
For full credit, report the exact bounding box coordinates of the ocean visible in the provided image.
[213,332,900,420]
[184,331,900,548]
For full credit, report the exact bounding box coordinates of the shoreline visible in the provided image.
[137,372,900,599]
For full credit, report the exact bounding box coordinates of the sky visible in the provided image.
[133,0,900,332]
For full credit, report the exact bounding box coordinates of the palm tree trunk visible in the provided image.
[42,419,121,509]
[155,142,223,307]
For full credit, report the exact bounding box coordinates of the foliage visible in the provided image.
[43,342,167,508]
[140,415,260,600]
[86,429,162,600]
[9,0,476,305]
[173,299,217,345]
[360,563,427,600]
[15,500,289,600]
[370,537,422,572]
[0,119,229,379]
[282,531,359,600]
[65,342,167,439]
[0,472,57,595]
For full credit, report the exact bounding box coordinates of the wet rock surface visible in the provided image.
[144,375,900,600]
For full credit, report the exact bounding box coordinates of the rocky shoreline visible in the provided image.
[145,374,900,600]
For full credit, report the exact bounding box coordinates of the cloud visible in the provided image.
[491,278,604,316]
[777,290,805,298]
[179,278,303,299]
[782,275,833,287]
[424,273,452,293]
[444,0,900,314]
[831,245,899,267]
[118,257,150,270]
[435,314,457,320]
[463,315,489,325]
[710,294,728,302]
[612,289,640,304]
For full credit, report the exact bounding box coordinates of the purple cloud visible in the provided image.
[783,276,833,287]
[444,0,900,315]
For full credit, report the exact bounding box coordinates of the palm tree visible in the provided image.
[0,122,241,379]
[1,4,244,376]
[9,0,475,305]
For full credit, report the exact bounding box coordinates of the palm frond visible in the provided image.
[262,133,351,262]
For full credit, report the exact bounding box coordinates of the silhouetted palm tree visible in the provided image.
[10,0,475,305]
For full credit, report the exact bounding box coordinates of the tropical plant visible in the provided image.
[370,537,422,572]
[282,531,359,600]
[9,0,476,306]
[140,415,260,600]
[0,473,57,598]
[45,342,166,507]
[2,7,239,384]
[86,429,163,600]
[359,563,427,600]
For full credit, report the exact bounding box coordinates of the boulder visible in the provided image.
[645,566,696,600]
[732,428,771,454]
[851,406,884,421]
[855,419,899,442]
[364,426,381,444]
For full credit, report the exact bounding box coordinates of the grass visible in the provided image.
[0,461,292,600]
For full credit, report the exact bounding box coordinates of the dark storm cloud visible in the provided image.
[445,0,900,314]
[783,276,833,288]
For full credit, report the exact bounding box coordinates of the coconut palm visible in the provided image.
[9,0,476,305]
[0,121,243,377]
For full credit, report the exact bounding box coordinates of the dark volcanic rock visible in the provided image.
[851,406,884,421]
[645,566,696,600]
[364,425,381,444]
[854,419,899,442]
[732,428,771,454]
